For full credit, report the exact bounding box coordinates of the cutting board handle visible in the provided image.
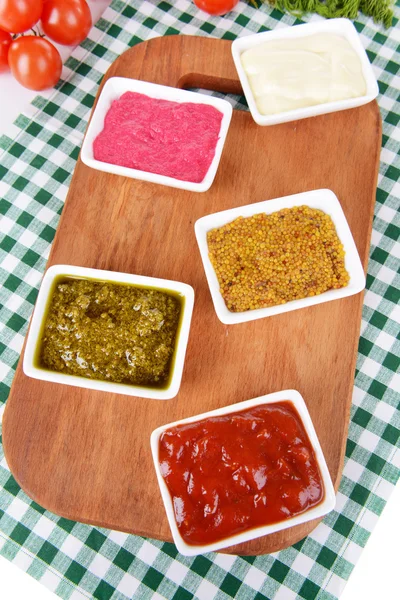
[104,36,243,99]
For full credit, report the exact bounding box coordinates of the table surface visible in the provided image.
[0,480,399,599]
[0,2,399,600]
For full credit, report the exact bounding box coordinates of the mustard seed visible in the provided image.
[207,206,350,312]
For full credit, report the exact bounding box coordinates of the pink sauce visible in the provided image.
[93,92,223,183]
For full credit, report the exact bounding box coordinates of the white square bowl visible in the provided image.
[23,264,194,400]
[150,389,336,556]
[81,77,233,192]
[231,18,379,126]
[195,189,366,325]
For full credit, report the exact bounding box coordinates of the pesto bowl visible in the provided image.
[23,265,194,400]
[231,19,379,127]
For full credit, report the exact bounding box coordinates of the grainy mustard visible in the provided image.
[207,206,349,312]
[38,278,181,387]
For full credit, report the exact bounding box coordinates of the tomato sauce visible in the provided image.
[159,402,324,546]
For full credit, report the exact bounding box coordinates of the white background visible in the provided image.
[0,0,399,597]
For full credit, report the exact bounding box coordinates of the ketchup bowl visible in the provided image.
[150,389,336,556]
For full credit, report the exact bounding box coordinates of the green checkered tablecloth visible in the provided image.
[0,1,399,599]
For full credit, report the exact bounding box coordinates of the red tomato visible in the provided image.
[0,0,43,33]
[194,0,240,15]
[41,0,92,46]
[0,28,11,72]
[8,36,62,91]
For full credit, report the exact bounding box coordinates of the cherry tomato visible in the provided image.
[0,0,43,34]
[8,36,62,91]
[41,0,92,46]
[0,29,11,72]
[194,0,240,15]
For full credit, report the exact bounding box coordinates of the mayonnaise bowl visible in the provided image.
[232,19,379,126]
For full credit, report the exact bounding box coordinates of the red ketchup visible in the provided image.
[159,402,324,546]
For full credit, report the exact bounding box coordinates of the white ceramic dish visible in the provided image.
[150,389,336,556]
[23,264,194,400]
[81,77,232,192]
[231,18,379,126]
[195,189,366,325]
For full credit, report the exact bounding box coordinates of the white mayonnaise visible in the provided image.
[241,34,367,116]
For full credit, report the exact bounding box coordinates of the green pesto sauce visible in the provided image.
[35,276,183,389]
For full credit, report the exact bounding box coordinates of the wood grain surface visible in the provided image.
[2,36,381,555]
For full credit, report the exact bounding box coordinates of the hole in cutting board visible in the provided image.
[177,72,248,111]
[187,88,248,112]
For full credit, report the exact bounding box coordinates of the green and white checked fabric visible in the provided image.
[0,1,399,599]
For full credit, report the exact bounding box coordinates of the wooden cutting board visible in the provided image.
[3,36,381,555]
